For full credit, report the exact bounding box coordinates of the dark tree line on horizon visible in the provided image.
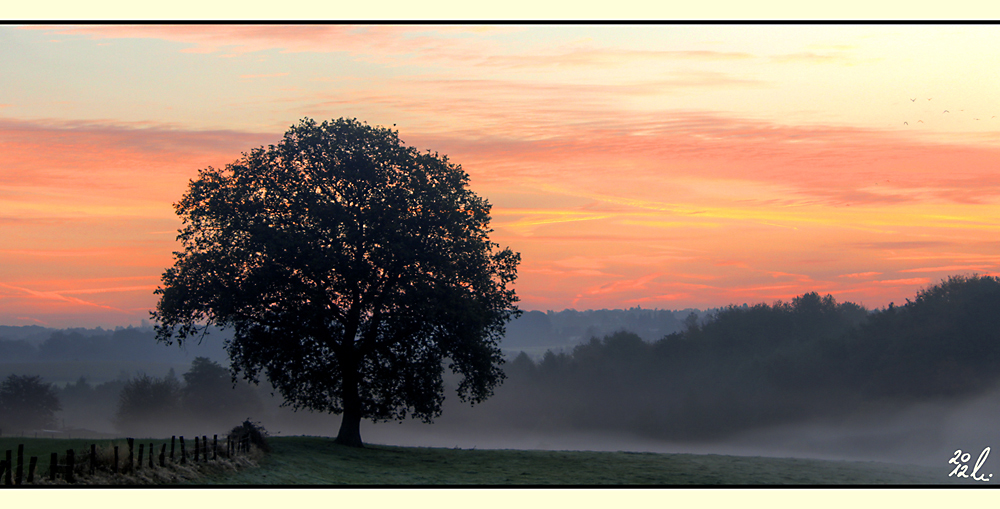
[472,275,1000,441]
[0,358,263,436]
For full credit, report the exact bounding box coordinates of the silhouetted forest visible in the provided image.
[487,275,1000,440]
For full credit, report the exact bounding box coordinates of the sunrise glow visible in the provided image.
[3,24,1000,327]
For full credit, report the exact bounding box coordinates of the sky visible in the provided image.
[3,23,1000,328]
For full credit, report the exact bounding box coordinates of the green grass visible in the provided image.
[1,437,124,459]
[0,436,965,485]
[192,436,963,485]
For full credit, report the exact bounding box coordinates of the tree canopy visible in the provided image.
[152,117,520,446]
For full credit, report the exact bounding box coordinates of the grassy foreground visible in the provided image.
[0,435,963,485]
[190,436,959,485]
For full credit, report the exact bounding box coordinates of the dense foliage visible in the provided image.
[153,118,520,446]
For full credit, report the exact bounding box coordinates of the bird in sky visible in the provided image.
[910,98,917,102]
[904,121,909,125]
[944,110,950,113]
[917,120,924,123]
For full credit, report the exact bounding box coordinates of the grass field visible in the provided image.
[0,436,964,485]
[195,436,962,485]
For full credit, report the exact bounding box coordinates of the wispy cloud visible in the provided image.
[838,272,883,278]
[239,72,289,79]
[0,281,131,312]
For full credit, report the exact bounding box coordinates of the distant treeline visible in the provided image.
[0,326,228,364]
[0,308,710,363]
[2,357,264,436]
[484,275,1000,440]
[502,307,710,351]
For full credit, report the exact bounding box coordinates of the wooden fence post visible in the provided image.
[149,443,154,468]
[90,444,96,475]
[15,444,23,485]
[213,435,218,460]
[65,449,74,484]
[4,450,11,485]
[137,443,144,470]
[27,457,37,484]
[194,436,199,462]
[170,436,175,461]
[180,436,186,464]
[113,446,119,475]
[202,436,208,461]
[0,460,7,486]
[49,452,57,481]
[127,438,134,473]
[159,444,166,467]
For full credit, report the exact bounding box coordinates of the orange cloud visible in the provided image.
[838,272,883,278]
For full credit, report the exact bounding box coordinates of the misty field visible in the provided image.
[0,436,970,485]
[188,436,961,485]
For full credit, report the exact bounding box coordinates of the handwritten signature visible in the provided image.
[949,448,992,481]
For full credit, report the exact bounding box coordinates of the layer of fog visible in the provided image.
[232,382,1000,469]
[8,316,999,470]
[361,390,992,467]
[34,366,999,469]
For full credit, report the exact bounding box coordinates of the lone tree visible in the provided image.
[152,118,520,447]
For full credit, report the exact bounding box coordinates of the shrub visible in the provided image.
[228,419,269,452]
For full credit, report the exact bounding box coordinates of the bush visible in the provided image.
[228,419,269,452]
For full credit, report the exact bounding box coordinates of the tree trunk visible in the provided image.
[334,408,363,447]
[334,357,364,448]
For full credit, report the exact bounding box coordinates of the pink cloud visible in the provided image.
[21,25,509,65]
[0,117,275,197]
[899,265,995,273]
[838,272,883,278]
[872,278,932,286]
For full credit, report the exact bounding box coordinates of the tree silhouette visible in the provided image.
[153,118,520,446]
[182,357,262,428]
[114,373,181,435]
[0,374,61,432]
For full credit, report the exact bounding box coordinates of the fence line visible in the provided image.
[2,431,238,485]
